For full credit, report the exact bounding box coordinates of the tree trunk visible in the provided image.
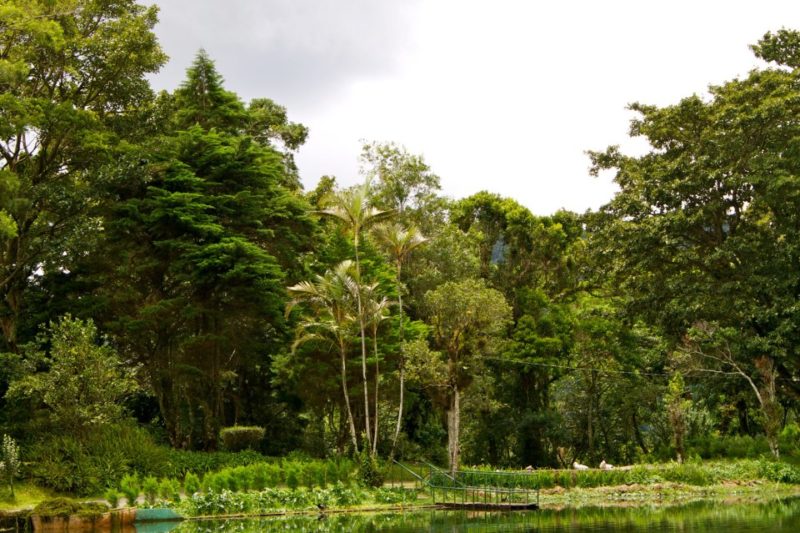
[354,239,372,452]
[339,339,359,453]
[755,356,782,458]
[372,324,380,455]
[390,266,405,460]
[447,384,461,475]
[0,281,21,353]
[632,411,648,455]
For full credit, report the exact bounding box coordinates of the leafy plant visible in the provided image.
[220,426,266,452]
[184,472,200,495]
[104,488,121,508]
[0,434,21,497]
[119,474,140,506]
[358,449,384,488]
[142,476,159,505]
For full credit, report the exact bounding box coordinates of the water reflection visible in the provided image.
[144,497,800,532]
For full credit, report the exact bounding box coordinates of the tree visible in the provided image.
[99,53,314,449]
[423,279,512,473]
[287,260,360,452]
[588,29,800,451]
[678,323,784,457]
[318,182,393,454]
[372,222,427,457]
[362,281,392,455]
[6,316,136,434]
[360,141,442,231]
[0,0,166,351]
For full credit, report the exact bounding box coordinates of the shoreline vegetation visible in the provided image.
[4,458,800,522]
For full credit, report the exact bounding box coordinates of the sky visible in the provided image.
[146,1,800,215]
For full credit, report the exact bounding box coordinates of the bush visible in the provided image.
[142,476,159,505]
[757,459,800,483]
[165,449,265,477]
[33,498,108,520]
[158,478,181,502]
[358,450,384,488]
[119,474,140,506]
[26,423,170,495]
[104,488,121,508]
[219,426,265,452]
[184,472,200,495]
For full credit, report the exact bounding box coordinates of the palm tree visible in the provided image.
[371,222,427,458]
[318,181,394,453]
[362,282,392,455]
[286,260,360,452]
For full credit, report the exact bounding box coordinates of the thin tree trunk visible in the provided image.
[354,238,373,452]
[372,323,380,455]
[390,265,404,460]
[447,384,461,476]
[339,339,359,453]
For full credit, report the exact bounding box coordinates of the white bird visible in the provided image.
[599,460,614,470]
[573,461,589,470]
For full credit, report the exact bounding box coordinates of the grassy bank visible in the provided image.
[6,458,800,517]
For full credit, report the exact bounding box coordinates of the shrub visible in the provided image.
[184,472,200,495]
[0,434,21,497]
[33,498,108,520]
[158,478,181,502]
[757,459,800,483]
[250,463,269,490]
[26,423,170,495]
[104,488,121,508]
[119,474,140,506]
[285,464,299,490]
[219,426,265,452]
[142,476,159,505]
[165,449,265,477]
[358,450,384,488]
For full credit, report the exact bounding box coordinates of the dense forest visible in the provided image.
[2,0,800,493]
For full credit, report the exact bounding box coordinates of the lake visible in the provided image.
[137,497,800,532]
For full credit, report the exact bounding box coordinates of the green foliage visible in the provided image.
[688,434,772,460]
[284,464,300,490]
[158,478,181,502]
[358,449,384,488]
[33,498,108,520]
[142,476,159,505]
[103,488,121,509]
[26,423,169,495]
[0,0,166,353]
[165,449,265,477]
[0,435,21,497]
[100,54,314,449]
[757,459,800,484]
[449,460,796,490]
[184,472,201,496]
[119,474,140,507]
[7,316,137,434]
[219,426,265,452]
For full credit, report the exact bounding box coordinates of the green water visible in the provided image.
[140,498,800,532]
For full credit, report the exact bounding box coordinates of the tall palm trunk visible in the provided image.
[390,262,405,460]
[339,338,359,452]
[372,322,380,455]
[354,237,373,453]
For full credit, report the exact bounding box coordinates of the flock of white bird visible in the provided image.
[573,460,614,470]
[523,460,617,472]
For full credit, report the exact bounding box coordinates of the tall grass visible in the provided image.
[441,459,800,490]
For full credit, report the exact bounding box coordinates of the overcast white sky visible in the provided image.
[147,1,800,215]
